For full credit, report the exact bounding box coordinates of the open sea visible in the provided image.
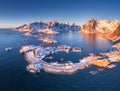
[0,29,120,91]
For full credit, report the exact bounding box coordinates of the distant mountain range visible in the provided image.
[15,20,80,32]
[15,19,120,42]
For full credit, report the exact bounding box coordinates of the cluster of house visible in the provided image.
[83,43,120,68]
[20,45,83,74]
[20,43,120,74]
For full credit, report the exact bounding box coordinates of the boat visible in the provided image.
[107,64,116,69]
[5,47,12,51]
[60,58,64,61]
[89,71,98,75]
[72,47,82,52]
[98,68,104,71]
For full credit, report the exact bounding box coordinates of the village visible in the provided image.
[20,43,120,74]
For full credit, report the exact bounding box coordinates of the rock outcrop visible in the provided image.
[108,24,120,42]
[81,18,120,42]
[82,18,96,33]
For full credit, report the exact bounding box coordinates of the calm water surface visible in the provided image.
[0,29,120,91]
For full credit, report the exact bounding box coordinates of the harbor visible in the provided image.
[20,43,120,74]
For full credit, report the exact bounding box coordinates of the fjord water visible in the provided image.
[0,29,120,91]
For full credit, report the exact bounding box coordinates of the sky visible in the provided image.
[0,0,120,28]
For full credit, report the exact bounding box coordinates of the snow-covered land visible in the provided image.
[14,20,81,44]
[20,43,120,74]
[15,20,80,33]
[81,18,120,42]
[81,18,120,33]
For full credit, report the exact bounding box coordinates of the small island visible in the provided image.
[20,43,120,74]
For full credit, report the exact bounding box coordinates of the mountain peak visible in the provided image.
[81,18,120,42]
[81,18,96,33]
[15,20,80,32]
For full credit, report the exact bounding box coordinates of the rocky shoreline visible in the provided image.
[20,43,120,74]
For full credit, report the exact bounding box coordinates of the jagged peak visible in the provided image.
[89,18,95,21]
[16,20,80,28]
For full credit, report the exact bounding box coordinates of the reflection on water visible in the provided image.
[0,29,117,91]
[80,32,112,53]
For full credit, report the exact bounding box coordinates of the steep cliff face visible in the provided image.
[81,18,96,33]
[81,18,120,33]
[110,24,120,37]
[81,18,120,42]
[108,24,120,42]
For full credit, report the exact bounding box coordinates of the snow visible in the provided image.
[15,21,80,33]
[96,20,120,33]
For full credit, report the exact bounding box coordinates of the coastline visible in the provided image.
[20,43,120,74]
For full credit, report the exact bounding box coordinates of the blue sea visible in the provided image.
[0,29,120,91]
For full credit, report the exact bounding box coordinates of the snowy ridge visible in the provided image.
[81,18,120,33]
[81,18,120,42]
[15,20,80,33]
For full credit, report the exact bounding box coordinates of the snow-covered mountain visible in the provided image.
[81,18,120,33]
[81,18,120,42]
[15,20,80,33]
[108,24,120,42]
